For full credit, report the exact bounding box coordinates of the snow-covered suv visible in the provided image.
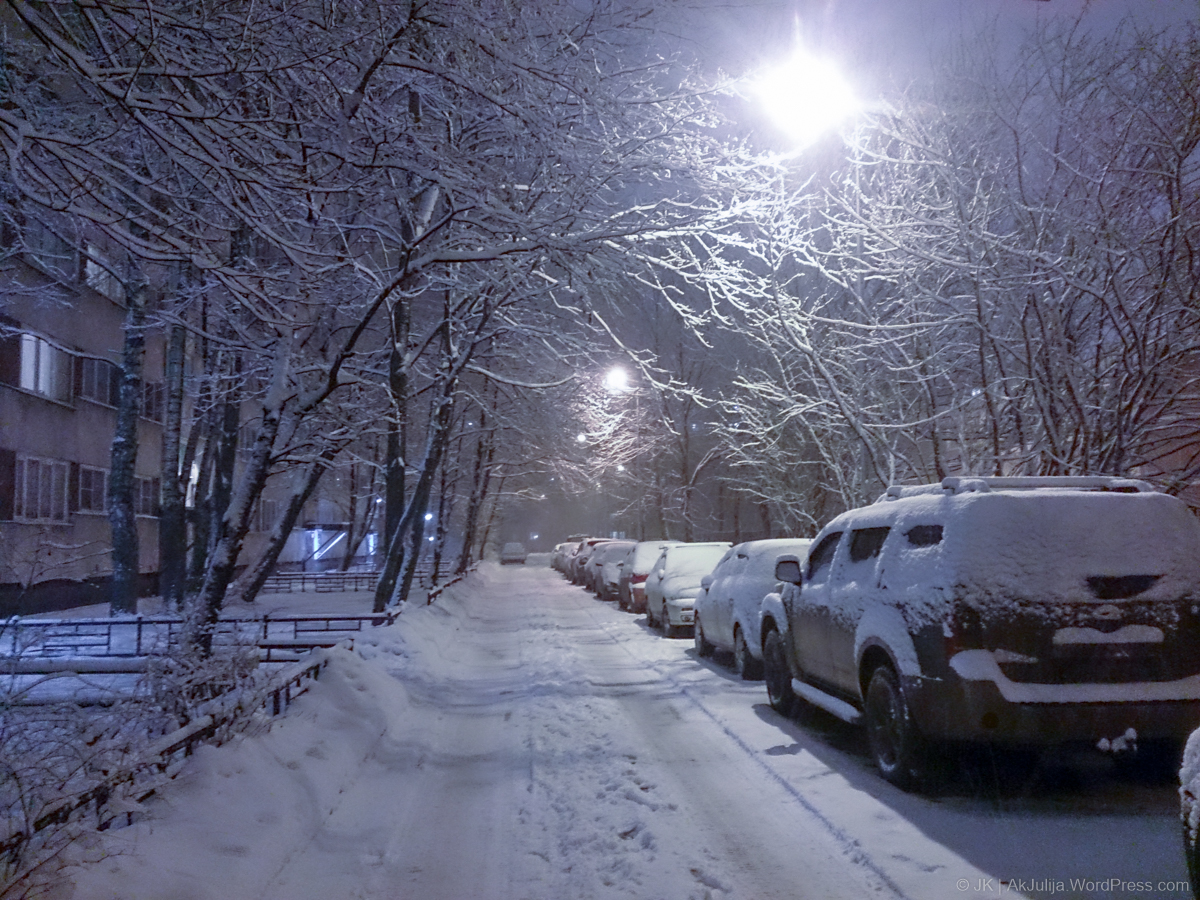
[760,476,1200,790]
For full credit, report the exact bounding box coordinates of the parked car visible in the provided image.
[591,540,636,600]
[568,538,611,584]
[499,542,528,565]
[645,542,731,638]
[693,538,812,679]
[551,542,575,573]
[760,475,1200,790]
[618,540,682,612]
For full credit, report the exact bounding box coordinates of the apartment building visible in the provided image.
[0,217,165,614]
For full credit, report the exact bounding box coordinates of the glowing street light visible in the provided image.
[752,49,858,147]
[604,366,629,393]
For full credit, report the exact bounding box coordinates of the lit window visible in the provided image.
[19,334,72,403]
[14,456,69,522]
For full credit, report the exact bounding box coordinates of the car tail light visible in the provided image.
[944,602,983,657]
[631,574,648,585]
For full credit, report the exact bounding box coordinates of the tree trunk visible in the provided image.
[108,292,145,615]
[226,445,338,604]
[159,322,188,611]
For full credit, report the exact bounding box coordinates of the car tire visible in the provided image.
[694,615,715,657]
[618,592,629,612]
[645,603,657,628]
[661,604,678,638]
[763,629,795,716]
[864,664,928,791]
[734,627,764,680]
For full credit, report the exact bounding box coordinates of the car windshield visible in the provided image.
[664,545,728,579]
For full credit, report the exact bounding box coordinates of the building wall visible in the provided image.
[0,240,165,591]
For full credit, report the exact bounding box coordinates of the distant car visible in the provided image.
[644,542,731,638]
[591,540,636,600]
[761,475,1200,790]
[618,540,682,613]
[499,542,528,565]
[693,538,812,679]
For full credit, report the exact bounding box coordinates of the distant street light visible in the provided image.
[752,49,858,147]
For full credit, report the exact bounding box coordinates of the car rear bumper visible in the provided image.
[907,659,1200,743]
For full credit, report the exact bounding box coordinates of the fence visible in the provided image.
[0,654,329,874]
[0,613,395,662]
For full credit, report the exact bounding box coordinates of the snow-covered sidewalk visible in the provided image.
[51,564,1186,899]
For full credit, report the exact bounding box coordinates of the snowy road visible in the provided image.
[64,564,1190,900]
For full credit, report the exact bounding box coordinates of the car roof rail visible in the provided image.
[881,475,1157,501]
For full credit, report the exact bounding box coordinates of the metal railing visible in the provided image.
[0,613,394,661]
[0,655,329,873]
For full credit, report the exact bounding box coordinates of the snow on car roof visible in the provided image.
[826,488,1200,613]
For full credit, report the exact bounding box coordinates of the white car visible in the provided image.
[693,538,812,679]
[644,542,731,638]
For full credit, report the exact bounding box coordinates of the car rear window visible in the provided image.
[905,524,943,547]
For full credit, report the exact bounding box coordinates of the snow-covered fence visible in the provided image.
[0,654,329,883]
[426,563,479,605]
[0,613,394,663]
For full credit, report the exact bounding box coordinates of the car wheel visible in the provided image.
[618,592,629,612]
[694,615,714,657]
[763,629,795,716]
[645,603,656,628]
[734,627,764,680]
[864,664,928,791]
[661,605,678,638]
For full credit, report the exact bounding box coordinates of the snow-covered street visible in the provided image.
[59,563,1189,900]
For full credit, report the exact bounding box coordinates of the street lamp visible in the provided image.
[752,49,858,147]
[604,366,629,393]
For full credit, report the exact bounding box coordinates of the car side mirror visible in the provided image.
[700,575,713,590]
[775,558,802,585]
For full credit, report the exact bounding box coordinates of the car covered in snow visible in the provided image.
[567,538,611,584]
[645,542,731,638]
[1181,730,1200,896]
[617,540,682,613]
[499,542,528,565]
[589,540,636,600]
[760,475,1200,790]
[693,538,812,679]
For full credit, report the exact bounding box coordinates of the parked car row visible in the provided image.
[554,477,1200,793]
[552,477,1200,892]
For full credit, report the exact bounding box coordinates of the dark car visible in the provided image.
[760,475,1200,790]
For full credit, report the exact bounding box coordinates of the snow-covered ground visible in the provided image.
[49,563,1190,900]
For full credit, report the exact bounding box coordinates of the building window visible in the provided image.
[140,381,165,423]
[24,221,78,279]
[84,251,123,302]
[78,466,108,513]
[19,334,72,403]
[14,456,70,522]
[134,476,160,517]
[79,356,121,407]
